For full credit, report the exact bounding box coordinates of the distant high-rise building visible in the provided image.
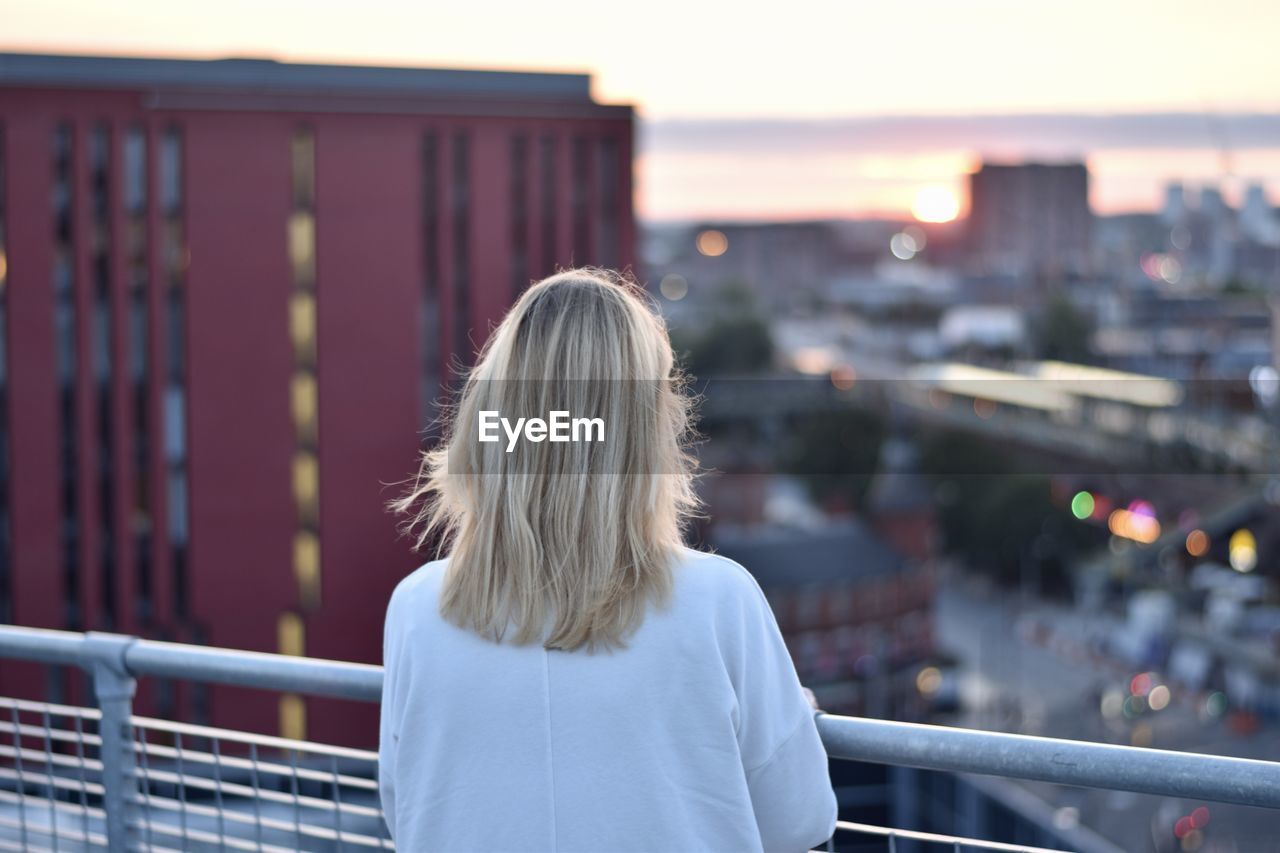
[1161,181,1188,225]
[1194,185,1237,284]
[1199,185,1228,221]
[0,52,634,745]
[965,161,1092,279]
[1241,182,1280,246]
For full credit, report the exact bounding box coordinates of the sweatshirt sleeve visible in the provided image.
[722,561,838,853]
[377,583,402,842]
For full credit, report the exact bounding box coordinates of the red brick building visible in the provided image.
[0,52,634,745]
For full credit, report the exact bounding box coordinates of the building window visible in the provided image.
[166,468,188,546]
[291,133,315,211]
[159,132,182,214]
[285,291,315,369]
[597,136,620,270]
[278,612,307,740]
[278,611,305,657]
[128,278,148,384]
[451,130,471,363]
[124,126,152,622]
[290,372,317,447]
[510,133,529,302]
[289,127,320,619]
[571,136,591,264]
[123,129,146,215]
[163,386,186,462]
[539,135,557,274]
[288,211,316,287]
[293,530,321,610]
[159,126,189,622]
[292,451,319,528]
[52,122,80,629]
[0,124,10,623]
[421,132,441,434]
[89,124,117,629]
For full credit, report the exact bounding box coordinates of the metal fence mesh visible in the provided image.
[0,697,392,852]
[129,715,392,851]
[0,696,108,851]
[831,819,1069,852]
[1,694,1070,853]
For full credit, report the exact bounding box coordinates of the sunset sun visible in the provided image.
[911,186,961,223]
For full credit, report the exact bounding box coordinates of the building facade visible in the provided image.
[0,52,634,745]
[966,161,1092,280]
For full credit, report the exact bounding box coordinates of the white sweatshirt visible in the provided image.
[378,547,837,852]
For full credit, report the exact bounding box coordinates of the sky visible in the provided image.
[4,0,1280,220]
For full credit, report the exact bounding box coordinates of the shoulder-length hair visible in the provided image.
[389,268,699,651]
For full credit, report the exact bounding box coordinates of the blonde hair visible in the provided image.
[389,268,699,651]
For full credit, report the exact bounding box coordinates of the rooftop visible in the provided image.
[712,520,905,586]
[0,51,595,100]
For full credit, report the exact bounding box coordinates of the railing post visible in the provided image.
[85,633,139,853]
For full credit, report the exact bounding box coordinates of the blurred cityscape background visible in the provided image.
[1,2,1279,850]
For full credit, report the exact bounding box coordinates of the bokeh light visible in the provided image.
[889,232,917,260]
[1128,499,1156,518]
[696,229,728,257]
[1130,672,1154,696]
[1228,528,1257,572]
[1185,528,1209,557]
[916,666,942,695]
[1109,508,1161,544]
[903,225,927,250]
[658,273,688,301]
[1100,688,1124,719]
[1071,490,1095,520]
[830,364,857,391]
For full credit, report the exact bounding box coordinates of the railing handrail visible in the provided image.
[0,624,382,701]
[4,623,1280,811]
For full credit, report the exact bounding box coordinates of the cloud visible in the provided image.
[641,113,1280,157]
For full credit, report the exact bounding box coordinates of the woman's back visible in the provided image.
[379,547,837,852]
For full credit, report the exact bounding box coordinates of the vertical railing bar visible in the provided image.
[136,725,153,852]
[289,747,303,846]
[330,753,344,851]
[9,704,28,850]
[40,707,59,852]
[87,633,140,853]
[888,830,897,853]
[175,730,189,845]
[71,713,90,845]
[249,741,263,851]
[212,736,226,845]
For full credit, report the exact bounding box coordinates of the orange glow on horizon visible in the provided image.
[911,186,961,223]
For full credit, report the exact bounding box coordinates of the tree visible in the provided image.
[673,281,775,378]
[779,408,886,513]
[1036,292,1094,363]
[916,428,1102,592]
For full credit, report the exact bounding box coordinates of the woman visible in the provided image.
[380,268,837,852]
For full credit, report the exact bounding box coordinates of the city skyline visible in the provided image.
[4,0,1280,220]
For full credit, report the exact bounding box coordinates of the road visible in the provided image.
[935,571,1280,853]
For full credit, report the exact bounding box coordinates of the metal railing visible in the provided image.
[2,624,1279,852]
